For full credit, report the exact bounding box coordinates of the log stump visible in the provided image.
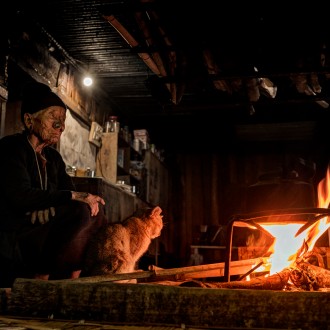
[6,277,330,330]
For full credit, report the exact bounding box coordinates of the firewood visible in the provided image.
[180,268,291,290]
[71,257,270,283]
[148,257,270,281]
[290,261,330,290]
[180,262,330,291]
[71,270,152,283]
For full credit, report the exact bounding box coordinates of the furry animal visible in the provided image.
[82,206,163,280]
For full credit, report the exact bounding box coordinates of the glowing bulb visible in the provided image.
[83,76,93,86]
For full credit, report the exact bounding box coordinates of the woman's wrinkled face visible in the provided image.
[29,106,66,145]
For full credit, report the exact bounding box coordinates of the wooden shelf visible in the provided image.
[96,133,168,204]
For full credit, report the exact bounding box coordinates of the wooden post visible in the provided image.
[96,132,118,183]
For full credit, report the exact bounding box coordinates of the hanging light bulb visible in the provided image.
[83,76,93,87]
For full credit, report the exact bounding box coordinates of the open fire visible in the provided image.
[260,164,330,275]
[216,163,330,291]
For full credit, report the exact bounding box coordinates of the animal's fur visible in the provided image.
[82,206,163,281]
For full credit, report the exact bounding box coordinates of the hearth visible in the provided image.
[225,162,330,282]
[224,207,330,281]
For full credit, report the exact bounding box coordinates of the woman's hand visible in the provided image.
[71,191,105,216]
[26,207,56,224]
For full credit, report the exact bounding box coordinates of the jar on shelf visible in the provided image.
[104,116,120,133]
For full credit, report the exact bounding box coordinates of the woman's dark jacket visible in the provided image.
[0,132,74,231]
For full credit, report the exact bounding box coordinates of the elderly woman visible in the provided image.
[0,82,107,287]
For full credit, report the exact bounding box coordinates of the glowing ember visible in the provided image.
[261,164,330,275]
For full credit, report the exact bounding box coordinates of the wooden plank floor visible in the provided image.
[0,316,293,330]
[0,316,200,330]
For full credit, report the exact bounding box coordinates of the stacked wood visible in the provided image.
[46,258,329,292]
[68,257,270,283]
[148,257,270,281]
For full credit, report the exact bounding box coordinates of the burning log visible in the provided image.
[180,261,330,291]
[289,261,330,290]
[180,268,291,290]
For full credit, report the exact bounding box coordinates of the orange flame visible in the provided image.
[260,164,330,274]
[302,164,330,250]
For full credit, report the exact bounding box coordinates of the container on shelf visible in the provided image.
[104,116,120,133]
